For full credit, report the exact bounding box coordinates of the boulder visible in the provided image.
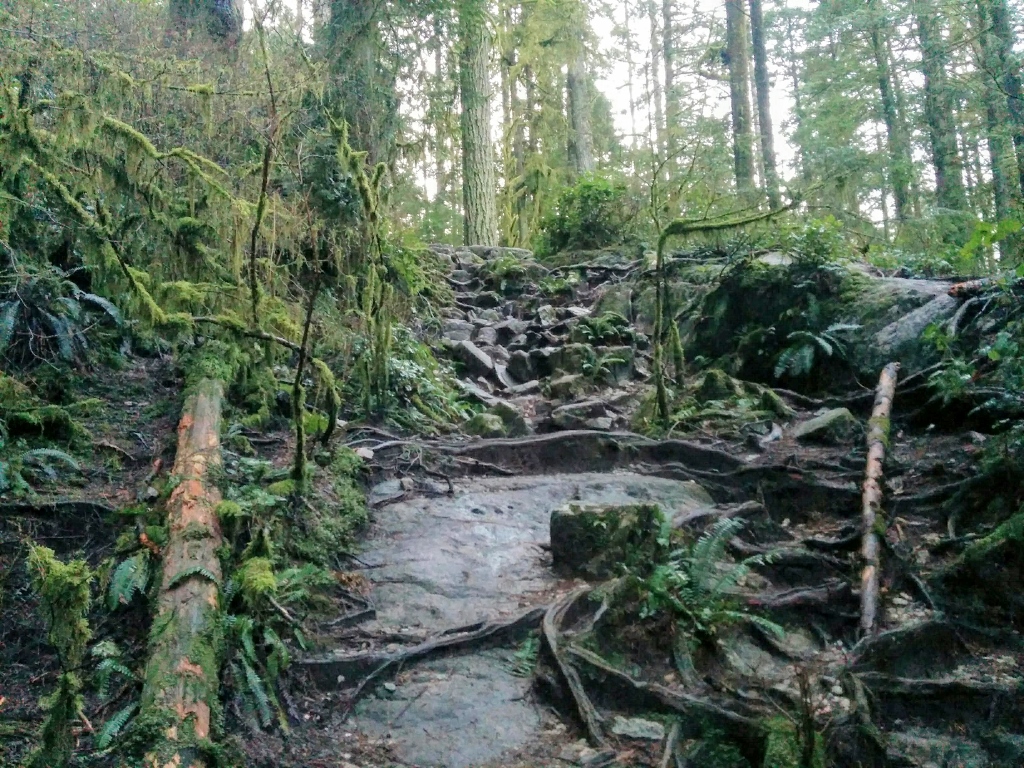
[475,325,498,346]
[473,291,503,309]
[791,407,860,444]
[534,343,595,377]
[508,380,541,395]
[493,318,529,344]
[489,401,530,437]
[594,345,635,385]
[465,412,506,438]
[493,362,516,389]
[507,350,535,383]
[453,340,494,377]
[696,368,743,401]
[442,319,475,342]
[537,304,558,326]
[549,502,666,577]
[548,373,585,400]
[551,399,609,429]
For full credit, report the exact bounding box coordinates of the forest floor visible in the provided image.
[1,245,1021,767]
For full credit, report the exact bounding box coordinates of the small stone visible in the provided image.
[831,684,844,695]
[548,373,584,399]
[610,715,665,741]
[585,416,614,430]
[507,350,535,382]
[355,447,375,460]
[382,682,397,692]
[442,319,475,342]
[144,486,159,501]
[565,306,591,317]
[475,325,499,346]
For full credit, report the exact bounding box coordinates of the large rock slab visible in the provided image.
[452,340,494,377]
[791,407,860,444]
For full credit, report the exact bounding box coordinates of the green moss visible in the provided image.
[266,479,296,496]
[961,507,1024,566]
[762,716,825,768]
[215,500,243,521]
[181,340,244,389]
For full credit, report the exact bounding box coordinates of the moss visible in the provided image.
[215,500,243,521]
[266,479,296,496]
[180,340,244,389]
[762,716,825,768]
[960,507,1024,566]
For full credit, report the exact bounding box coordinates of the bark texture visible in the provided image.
[141,378,225,767]
[749,0,780,208]
[459,0,498,246]
[169,0,241,42]
[870,22,911,221]
[918,14,967,215]
[861,363,898,637]
[725,0,755,193]
[662,0,681,161]
[567,49,596,177]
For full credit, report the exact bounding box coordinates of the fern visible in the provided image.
[96,702,138,749]
[774,323,861,380]
[241,658,273,728]
[166,565,220,590]
[107,551,151,610]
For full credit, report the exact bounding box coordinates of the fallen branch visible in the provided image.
[0,500,116,518]
[861,362,899,637]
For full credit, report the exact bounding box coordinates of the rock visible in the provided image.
[485,345,510,364]
[537,304,558,326]
[565,305,591,318]
[473,291,503,309]
[453,340,494,377]
[585,416,614,430]
[458,380,499,407]
[551,399,609,429]
[610,716,666,741]
[886,727,990,768]
[465,412,506,438]
[550,502,667,577]
[791,407,860,444]
[369,479,405,507]
[354,447,375,461]
[594,345,635,384]
[760,388,796,418]
[508,380,540,395]
[493,318,529,343]
[493,362,516,389]
[475,325,498,346]
[507,350,535,383]
[449,269,474,283]
[443,319,475,342]
[548,373,585,399]
[476,308,502,323]
[696,368,743,401]
[490,401,530,437]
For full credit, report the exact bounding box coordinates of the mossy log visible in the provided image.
[140,378,225,767]
[860,362,898,637]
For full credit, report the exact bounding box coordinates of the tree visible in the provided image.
[749,0,781,207]
[169,0,241,42]
[868,9,912,222]
[566,4,596,177]
[982,0,1024,197]
[459,0,498,246]
[725,0,755,193]
[917,11,967,218]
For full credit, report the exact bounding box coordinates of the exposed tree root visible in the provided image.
[0,500,116,518]
[747,579,856,611]
[297,605,548,709]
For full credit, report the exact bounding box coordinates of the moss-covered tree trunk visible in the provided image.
[567,48,596,178]
[169,0,241,42]
[725,0,754,195]
[459,0,498,246]
[749,0,780,209]
[140,377,225,767]
[869,15,912,222]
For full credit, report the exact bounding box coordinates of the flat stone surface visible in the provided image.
[356,651,539,768]
[361,471,717,629]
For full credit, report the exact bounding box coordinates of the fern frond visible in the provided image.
[96,702,138,749]
[241,658,273,728]
[166,565,220,590]
[107,551,151,610]
[21,448,80,472]
[77,292,123,325]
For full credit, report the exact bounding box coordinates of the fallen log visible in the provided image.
[860,363,899,637]
[138,377,225,768]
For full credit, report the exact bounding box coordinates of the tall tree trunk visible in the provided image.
[140,378,225,767]
[725,0,755,193]
[784,13,810,181]
[869,22,911,221]
[169,0,241,42]
[328,0,398,166]
[624,1,639,173]
[662,0,681,163]
[983,0,1024,197]
[459,0,498,246]
[648,0,666,166]
[977,1,1017,226]
[918,13,967,215]
[567,49,596,177]
[749,0,780,208]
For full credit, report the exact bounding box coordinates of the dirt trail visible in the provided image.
[286,246,1022,768]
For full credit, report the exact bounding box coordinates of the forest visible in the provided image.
[1,0,1024,766]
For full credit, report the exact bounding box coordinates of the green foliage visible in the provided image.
[506,634,540,678]
[96,702,139,750]
[107,550,152,610]
[571,311,640,346]
[773,323,861,380]
[779,217,847,267]
[477,255,546,294]
[762,716,825,768]
[626,517,782,643]
[0,264,124,367]
[25,544,93,768]
[537,174,637,256]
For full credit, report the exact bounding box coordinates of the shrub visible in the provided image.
[536,174,637,256]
